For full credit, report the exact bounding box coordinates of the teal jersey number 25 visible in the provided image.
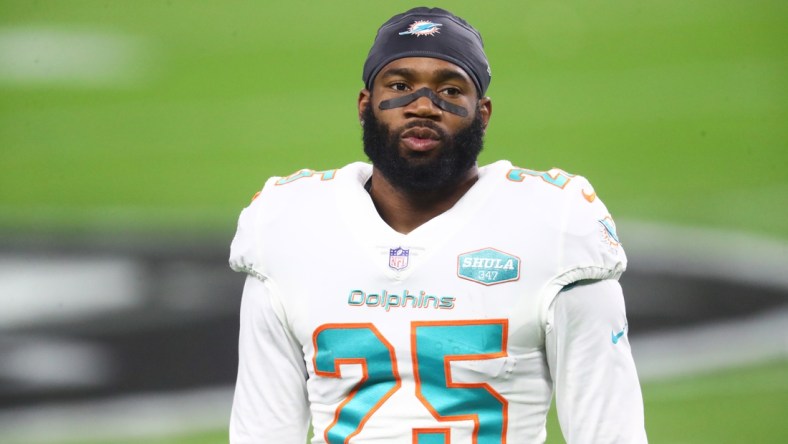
[313,320,509,444]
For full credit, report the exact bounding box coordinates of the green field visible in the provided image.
[1,0,786,238]
[1,1,786,443]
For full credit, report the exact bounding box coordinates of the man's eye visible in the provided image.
[391,82,409,91]
[441,87,461,97]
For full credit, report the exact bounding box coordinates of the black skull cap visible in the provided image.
[362,7,491,97]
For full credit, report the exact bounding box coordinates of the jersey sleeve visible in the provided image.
[537,174,628,327]
[545,279,647,443]
[558,175,627,283]
[229,180,277,281]
[230,275,310,444]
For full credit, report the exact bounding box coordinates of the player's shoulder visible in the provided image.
[485,160,597,207]
[485,159,625,255]
[230,162,370,276]
[235,161,371,234]
[246,162,370,207]
[502,162,627,279]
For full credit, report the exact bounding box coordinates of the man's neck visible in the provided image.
[367,165,479,234]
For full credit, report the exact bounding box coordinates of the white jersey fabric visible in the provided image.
[229,160,646,444]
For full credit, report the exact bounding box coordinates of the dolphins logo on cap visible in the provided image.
[399,20,443,36]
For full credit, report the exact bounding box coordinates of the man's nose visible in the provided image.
[405,94,442,118]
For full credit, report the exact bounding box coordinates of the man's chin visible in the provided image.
[400,154,447,175]
[400,150,440,164]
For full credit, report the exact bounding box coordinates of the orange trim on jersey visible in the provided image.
[505,168,526,182]
[413,427,451,443]
[250,191,261,202]
[410,319,510,444]
[312,323,402,444]
[544,168,574,189]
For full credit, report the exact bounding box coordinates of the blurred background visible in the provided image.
[1,1,785,443]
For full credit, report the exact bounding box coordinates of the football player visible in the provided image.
[230,7,647,443]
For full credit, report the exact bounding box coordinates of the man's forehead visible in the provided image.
[376,57,473,84]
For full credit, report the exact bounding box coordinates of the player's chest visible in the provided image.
[270,227,562,351]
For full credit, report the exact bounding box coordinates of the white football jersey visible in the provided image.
[229,161,645,443]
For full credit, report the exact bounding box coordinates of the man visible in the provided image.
[229,7,646,444]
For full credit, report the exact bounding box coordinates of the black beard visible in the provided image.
[362,103,485,194]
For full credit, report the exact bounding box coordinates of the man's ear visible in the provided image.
[358,89,371,125]
[479,96,492,132]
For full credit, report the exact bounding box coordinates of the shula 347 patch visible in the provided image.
[457,248,520,286]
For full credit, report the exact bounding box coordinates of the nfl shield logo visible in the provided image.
[389,247,410,271]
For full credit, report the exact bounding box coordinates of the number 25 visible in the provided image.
[313,320,509,444]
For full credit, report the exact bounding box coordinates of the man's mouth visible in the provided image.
[400,127,441,152]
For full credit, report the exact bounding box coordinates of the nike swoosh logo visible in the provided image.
[582,188,597,203]
[611,323,628,344]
